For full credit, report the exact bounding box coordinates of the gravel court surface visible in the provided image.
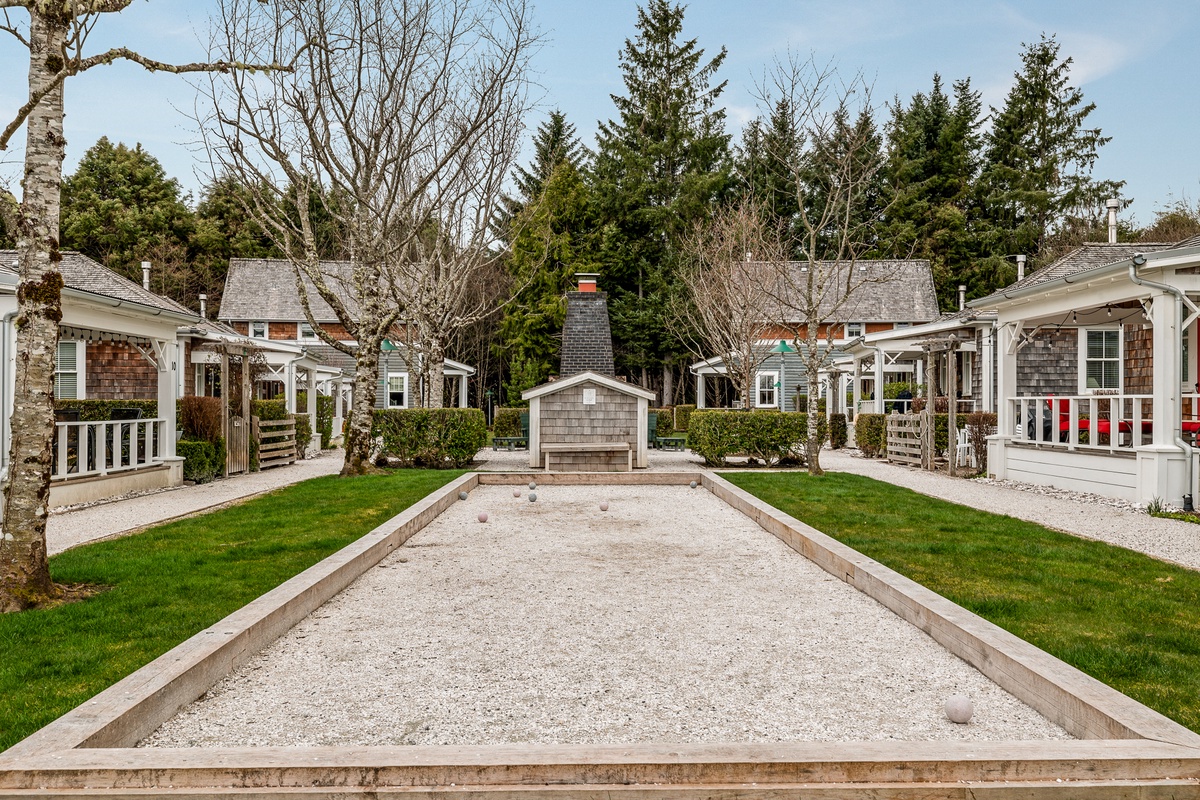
[820,449,1200,572]
[143,483,1068,747]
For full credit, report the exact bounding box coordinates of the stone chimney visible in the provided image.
[560,273,614,377]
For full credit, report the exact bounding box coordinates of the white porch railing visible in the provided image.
[1008,394,1154,452]
[52,418,169,480]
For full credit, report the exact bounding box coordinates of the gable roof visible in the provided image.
[522,370,656,402]
[0,250,196,318]
[764,259,939,323]
[220,258,367,323]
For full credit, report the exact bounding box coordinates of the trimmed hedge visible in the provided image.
[650,408,673,439]
[317,395,334,449]
[829,413,847,450]
[855,413,886,457]
[177,438,226,484]
[55,399,158,422]
[673,404,696,432]
[295,413,313,456]
[373,408,486,468]
[251,399,289,421]
[689,410,821,467]
[493,408,523,437]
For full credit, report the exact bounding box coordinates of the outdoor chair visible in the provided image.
[647,412,658,449]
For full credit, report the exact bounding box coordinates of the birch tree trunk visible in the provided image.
[426,338,446,408]
[342,334,382,475]
[0,11,69,612]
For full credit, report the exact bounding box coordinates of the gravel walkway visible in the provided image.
[47,451,343,555]
[143,484,1068,747]
[820,450,1200,572]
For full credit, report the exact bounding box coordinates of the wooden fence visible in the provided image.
[886,414,923,467]
[254,416,297,469]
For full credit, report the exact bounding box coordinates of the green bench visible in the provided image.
[492,411,530,451]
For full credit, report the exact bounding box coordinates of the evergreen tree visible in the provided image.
[60,137,196,298]
[980,35,1124,268]
[499,160,599,383]
[191,174,280,315]
[493,110,586,243]
[0,190,16,248]
[736,98,801,239]
[591,0,730,390]
[882,75,990,307]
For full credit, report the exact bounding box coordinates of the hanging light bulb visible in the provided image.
[1072,311,1078,324]
[1106,305,1112,317]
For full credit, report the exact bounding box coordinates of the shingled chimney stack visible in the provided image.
[560,273,614,377]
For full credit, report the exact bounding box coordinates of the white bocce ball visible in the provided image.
[599,501,609,512]
[512,488,521,498]
[945,694,973,724]
[477,512,488,523]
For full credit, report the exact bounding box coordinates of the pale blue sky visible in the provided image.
[1,0,1197,225]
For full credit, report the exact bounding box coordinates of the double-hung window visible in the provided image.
[756,371,779,408]
[1081,328,1121,391]
[299,322,318,341]
[846,321,863,338]
[55,340,84,399]
[387,373,408,408]
[250,321,268,339]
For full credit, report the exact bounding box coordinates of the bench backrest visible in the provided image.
[520,411,530,438]
[648,412,658,440]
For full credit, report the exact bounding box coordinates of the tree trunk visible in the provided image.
[804,329,824,476]
[427,338,446,408]
[662,363,674,407]
[0,11,70,612]
[342,337,381,476]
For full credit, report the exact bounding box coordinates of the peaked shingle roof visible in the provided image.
[766,259,938,323]
[0,250,194,317]
[997,243,1176,296]
[220,258,365,322]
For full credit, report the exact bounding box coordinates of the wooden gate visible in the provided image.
[886,414,923,467]
[254,416,297,469]
[227,414,250,475]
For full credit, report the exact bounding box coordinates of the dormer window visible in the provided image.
[299,322,318,341]
[846,322,863,338]
[250,321,268,339]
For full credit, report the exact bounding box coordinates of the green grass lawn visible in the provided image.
[724,471,1200,733]
[0,469,461,752]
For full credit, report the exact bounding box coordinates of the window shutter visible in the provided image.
[55,340,78,399]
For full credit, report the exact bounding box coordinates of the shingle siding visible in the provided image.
[560,291,615,377]
[1016,329,1078,397]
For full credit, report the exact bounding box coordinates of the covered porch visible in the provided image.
[979,245,1200,506]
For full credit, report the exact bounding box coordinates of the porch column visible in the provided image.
[996,323,1017,438]
[334,378,344,420]
[306,368,318,420]
[873,347,885,413]
[459,374,469,408]
[1150,291,1183,448]
[981,328,995,413]
[852,357,861,419]
[156,340,178,459]
[696,373,706,409]
[284,361,297,413]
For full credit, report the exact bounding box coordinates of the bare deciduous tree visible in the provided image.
[676,197,786,409]
[0,0,280,612]
[756,53,894,475]
[203,0,537,474]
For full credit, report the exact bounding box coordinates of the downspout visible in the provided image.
[1130,259,1198,510]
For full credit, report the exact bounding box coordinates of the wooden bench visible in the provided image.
[541,442,632,472]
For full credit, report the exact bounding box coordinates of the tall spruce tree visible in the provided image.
[494,110,586,243]
[592,0,730,396]
[981,34,1124,269]
[882,75,990,307]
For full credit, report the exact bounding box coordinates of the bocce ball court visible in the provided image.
[1,471,1198,798]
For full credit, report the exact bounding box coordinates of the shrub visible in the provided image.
[673,404,696,432]
[373,408,487,468]
[54,399,157,422]
[650,408,673,439]
[317,395,335,449]
[176,438,226,484]
[793,394,826,414]
[492,408,523,437]
[295,413,313,456]
[966,411,997,472]
[689,410,811,467]
[855,414,886,457]
[179,396,222,444]
[251,399,289,421]
[829,413,847,449]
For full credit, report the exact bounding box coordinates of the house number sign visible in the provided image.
[582,388,596,405]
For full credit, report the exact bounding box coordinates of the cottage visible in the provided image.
[0,252,198,506]
[972,213,1200,504]
[691,259,939,409]
[220,258,476,410]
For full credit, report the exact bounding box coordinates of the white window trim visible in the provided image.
[894,321,912,329]
[845,321,863,339]
[1077,326,1123,394]
[55,339,86,400]
[1184,322,1195,391]
[250,321,269,339]
[298,321,319,341]
[755,370,779,408]
[386,372,409,409]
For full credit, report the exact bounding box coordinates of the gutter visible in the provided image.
[1129,258,1198,510]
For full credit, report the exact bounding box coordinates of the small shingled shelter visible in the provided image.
[523,371,655,471]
